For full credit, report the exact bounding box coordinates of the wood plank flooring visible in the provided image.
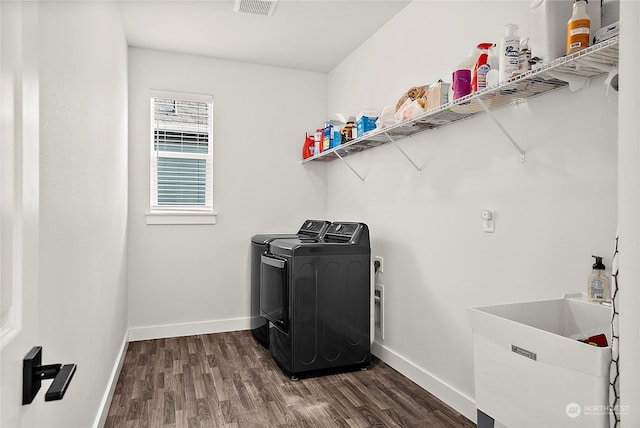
[105,330,475,428]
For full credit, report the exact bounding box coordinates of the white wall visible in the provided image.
[327,1,618,420]
[618,1,640,425]
[1,2,41,427]
[37,2,128,427]
[127,49,327,338]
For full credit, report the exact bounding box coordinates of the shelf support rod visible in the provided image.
[383,131,422,173]
[477,97,526,163]
[334,151,365,182]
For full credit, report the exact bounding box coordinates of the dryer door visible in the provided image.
[260,254,289,332]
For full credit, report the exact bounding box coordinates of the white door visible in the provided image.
[1,1,41,426]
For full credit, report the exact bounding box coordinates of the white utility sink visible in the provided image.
[469,293,612,428]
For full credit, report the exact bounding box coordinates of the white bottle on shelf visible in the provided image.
[499,23,520,82]
[529,0,601,67]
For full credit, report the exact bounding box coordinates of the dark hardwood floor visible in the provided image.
[105,330,475,428]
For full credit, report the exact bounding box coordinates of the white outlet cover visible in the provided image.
[484,219,495,233]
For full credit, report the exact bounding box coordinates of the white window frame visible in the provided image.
[146,89,216,225]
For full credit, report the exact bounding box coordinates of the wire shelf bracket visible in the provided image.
[335,151,365,182]
[383,131,422,174]
[476,97,526,163]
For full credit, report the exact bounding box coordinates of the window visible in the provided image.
[148,90,215,224]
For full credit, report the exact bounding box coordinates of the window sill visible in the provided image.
[145,211,217,225]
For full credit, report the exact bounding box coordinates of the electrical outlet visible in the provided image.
[484,219,495,233]
[482,209,495,233]
[374,256,384,273]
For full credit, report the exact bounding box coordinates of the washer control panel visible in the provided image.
[297,220,330,237]
[323,222,363,243]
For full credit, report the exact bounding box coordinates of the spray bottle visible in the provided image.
[471,43,494,92]
[499,24,520,82]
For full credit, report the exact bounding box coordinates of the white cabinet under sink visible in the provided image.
[469,294,612,428]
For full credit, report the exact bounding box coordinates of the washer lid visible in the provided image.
[251,220,330,244]
[251,233,300,245]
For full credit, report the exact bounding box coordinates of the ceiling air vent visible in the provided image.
[233,0,279,17]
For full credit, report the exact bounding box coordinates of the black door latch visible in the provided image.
[23,346,77,405]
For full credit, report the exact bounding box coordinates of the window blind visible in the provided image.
[150,93,213,212]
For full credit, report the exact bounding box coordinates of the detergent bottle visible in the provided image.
[452,48,476,100]
[302,132,314,159]
[471,43,494,92]
[499,24,520,82]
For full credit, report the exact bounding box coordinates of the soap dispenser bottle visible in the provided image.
[588,255,610,302]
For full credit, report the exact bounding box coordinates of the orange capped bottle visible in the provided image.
[567,0,590,54]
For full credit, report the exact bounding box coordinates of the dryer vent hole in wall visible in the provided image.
[374,284,384,340]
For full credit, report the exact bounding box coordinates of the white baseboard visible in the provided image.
[371,341,477,423]
[93,332,129,428]
[127,317,251,342]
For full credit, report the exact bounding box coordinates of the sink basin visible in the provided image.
[469,293,612,428]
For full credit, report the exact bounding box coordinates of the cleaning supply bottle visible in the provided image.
[567,0,591,54]
[588,255,610,302]
[452,49,476,100]
[518,38,531,73]
[471,43,494,92]
[302,132,314,158]
[485,45,500,87]
[499,24,520,82]
[314,128,323,154]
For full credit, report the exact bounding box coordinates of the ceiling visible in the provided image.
[119,0,410,73]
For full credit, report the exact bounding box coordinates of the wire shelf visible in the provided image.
[302,36,619,164]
